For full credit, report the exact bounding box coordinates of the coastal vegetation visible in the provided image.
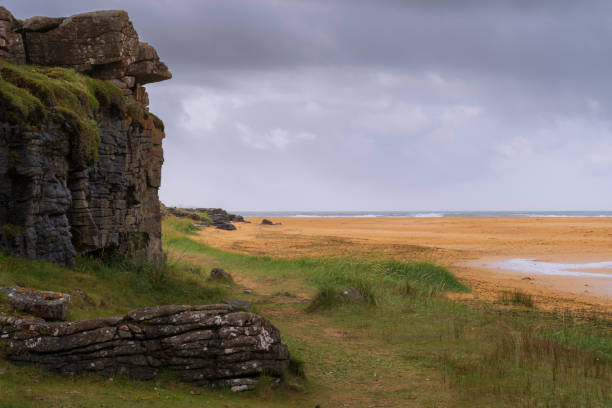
[0,216,608,406]
[0,62,124,163]
[0,61,160,164]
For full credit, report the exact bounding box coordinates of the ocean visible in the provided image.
[237,211,612,218]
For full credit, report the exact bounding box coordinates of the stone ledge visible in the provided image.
[0,304,290,392]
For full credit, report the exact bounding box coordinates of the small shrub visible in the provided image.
[288,355,307,379]
[399,281,419,298]
[306,287,339,312]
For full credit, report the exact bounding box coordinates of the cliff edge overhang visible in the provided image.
[0,7,171,266]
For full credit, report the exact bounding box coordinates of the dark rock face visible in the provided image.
[4,287,70,320]
[0,7,170,265]
[0,304,289,392]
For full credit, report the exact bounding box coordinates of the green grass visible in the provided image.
[0,62,161,164]
[0,216,609,407]
[0,252,226,321]
[162,217,612,407]
[0,62,115,164]
[163,217,468,307]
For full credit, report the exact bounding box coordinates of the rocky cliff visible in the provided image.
[0,7,171,265]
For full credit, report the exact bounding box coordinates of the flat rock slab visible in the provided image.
[0,304,289,392]
[4,287,70,320]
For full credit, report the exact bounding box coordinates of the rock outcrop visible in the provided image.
[166,207,244,231]
[198,208,245,224]
[0,7,171,265]
[0,304,289,392]
[3,287,70,321]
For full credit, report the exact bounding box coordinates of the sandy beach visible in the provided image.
[196,217,612,315]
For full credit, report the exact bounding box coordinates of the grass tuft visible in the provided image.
[500,290,535,308]
[306,287,339,312]
[287,355,307,379]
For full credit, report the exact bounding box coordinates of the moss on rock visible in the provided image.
[0,62,155,164]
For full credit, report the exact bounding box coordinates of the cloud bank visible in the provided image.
[5,0,612,210]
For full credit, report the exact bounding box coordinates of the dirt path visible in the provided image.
[196,217,612,316]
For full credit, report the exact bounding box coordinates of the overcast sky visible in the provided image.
[5,1,612,211]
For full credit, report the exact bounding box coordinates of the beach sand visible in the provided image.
[195,217,612,316]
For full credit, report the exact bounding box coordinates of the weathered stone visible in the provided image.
[0,7,170,266]
[216,222,237,231]
[1,305,290,392]
[127,42,171,84]
[0,7,25,64]
[210,268,232,281]
[338,288,366,305]
[222,299,251,310]
[21,16,65,32]
[4,287,70,320]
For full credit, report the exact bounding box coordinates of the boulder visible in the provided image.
[261,219,274,225]
[338,288,366,305]
[216,222,237,231]
[0,304,289,392]
[210,268,232,281]
[4,287,70,320]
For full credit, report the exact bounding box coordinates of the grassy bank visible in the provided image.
[163,218,612,407]
[0,217,610,407]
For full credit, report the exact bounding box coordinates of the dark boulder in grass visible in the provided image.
[210,268,232,281]
[261,219,274,225]
[0,304,289,392]
[338,288,366,305]
[4,286,70,320]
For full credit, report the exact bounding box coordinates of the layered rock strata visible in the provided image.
[0,7,171,265]
[1,304,290,391]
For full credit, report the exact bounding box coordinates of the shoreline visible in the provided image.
[195,216,612,315]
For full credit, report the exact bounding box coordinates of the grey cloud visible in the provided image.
[3,0,611,210]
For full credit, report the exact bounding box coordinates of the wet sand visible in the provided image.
[195,217,612,315]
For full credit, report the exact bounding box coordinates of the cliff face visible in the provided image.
[0,8,171,266]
